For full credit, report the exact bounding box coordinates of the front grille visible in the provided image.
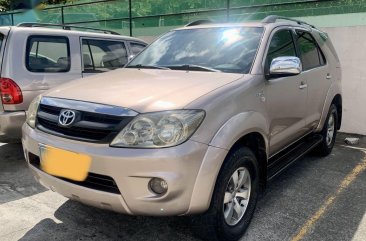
[36,103,133,143]
[28,152,120,194]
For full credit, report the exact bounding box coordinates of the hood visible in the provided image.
[46,68,243,113]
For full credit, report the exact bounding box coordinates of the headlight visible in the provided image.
[111,110,205,148]
[26,95,42,128]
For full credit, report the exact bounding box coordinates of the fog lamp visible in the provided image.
[149,178,168,195]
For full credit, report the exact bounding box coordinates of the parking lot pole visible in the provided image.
[226,0,230,21]
[129,0,132,36]
[61,6,64,24]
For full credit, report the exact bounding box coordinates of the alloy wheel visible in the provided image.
[223,167,251,226]
[326,114,335,146]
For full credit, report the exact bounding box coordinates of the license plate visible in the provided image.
[39,144,91,182]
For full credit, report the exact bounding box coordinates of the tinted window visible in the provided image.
[130,42,146,55]
[82,39,128,72]
[128,27,264,74]
[296,31,325,70]
[266,30,297,68]
[26,36,70,73]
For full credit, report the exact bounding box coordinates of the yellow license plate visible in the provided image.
[39,144,91,182]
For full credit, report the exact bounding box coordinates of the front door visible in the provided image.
[264,28,308,155]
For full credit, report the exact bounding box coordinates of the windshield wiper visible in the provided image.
[162,65,221,72]
[126,64,170,70]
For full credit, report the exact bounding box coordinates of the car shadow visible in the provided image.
[18,200,199,241]
[0,142,47,205]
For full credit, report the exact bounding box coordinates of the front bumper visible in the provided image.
[22,124,227,216]
[0,111,26,140]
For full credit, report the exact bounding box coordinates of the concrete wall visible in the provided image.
[322,26,366,135]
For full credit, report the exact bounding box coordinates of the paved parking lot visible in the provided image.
[0,134,365,241]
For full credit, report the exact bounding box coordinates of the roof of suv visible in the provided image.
[178,21,312,31]
[178,22,266,30]
[176,16,319,32]
[0,25,144,42]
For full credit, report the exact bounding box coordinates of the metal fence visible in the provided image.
[0,0,365,37]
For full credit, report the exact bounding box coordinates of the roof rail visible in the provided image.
[262,15,316,29]
[185,19,213,27]
[17,22,121,35]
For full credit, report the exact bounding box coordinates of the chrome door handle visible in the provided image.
[299,83,308,89]
[326,74,332,79]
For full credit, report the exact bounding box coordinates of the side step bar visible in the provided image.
[267,134,323,181]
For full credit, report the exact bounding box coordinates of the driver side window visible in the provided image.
[266,29,297,69]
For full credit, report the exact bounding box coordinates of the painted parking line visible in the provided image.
[352,212,366,241]
[0,190,65,241]
[291,146,366,241]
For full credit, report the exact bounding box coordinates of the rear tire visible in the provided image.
[315,104,338,156]
[191,147,259,241]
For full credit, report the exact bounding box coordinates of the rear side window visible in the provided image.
[129,42,146,55]
[82,39,128,72]
[26,36,70,73]
[266,30,297,68]
[296,31,326,70]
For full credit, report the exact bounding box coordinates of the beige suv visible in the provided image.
[22,16,342,241]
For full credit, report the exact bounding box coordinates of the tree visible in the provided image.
[0,0,10,11]
[0,0,77,11]
[43,0,75,4]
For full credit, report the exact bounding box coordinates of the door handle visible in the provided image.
[299,83,308,89]
[326,74,332,79]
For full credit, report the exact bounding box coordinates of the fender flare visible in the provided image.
[209,111,269,154]
[187,111,269,214]
[315,81,342,132]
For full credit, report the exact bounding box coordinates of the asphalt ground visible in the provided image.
[0,133,365,241]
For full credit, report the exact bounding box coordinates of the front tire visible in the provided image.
[315,104,338,156]
[192,147,259,241]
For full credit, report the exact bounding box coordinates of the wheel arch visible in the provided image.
[187,132,268,214]
[228,132,268,193]
[316,80,342,132]
[187,112,269,214]
[208,111,269,193]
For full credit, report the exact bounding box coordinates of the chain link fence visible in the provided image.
[0,0,365,37]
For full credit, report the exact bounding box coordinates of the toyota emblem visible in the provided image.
[58,110,76,127]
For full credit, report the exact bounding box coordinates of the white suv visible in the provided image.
[0,23,147,141]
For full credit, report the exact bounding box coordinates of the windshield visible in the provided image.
[128,27,264,74]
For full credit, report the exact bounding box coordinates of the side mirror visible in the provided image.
[269,56,302,77]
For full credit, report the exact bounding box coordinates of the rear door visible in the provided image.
[294,30,330,130]
[81,38,129,78]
